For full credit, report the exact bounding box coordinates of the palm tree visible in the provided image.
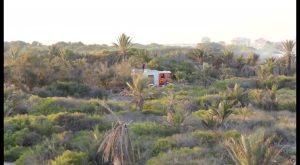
[113,33,133,61]
[263,57,276,74]
[127,74,148,111]
[222,49,234,66]
[48,45,62,58]
[201,63,213,87]
[281,40,295,75]
[210,101,233,124]
[256,65,269,81]
[72,58,87,83]
[200,100,233,130]
[246,53,260,66]
[236,55,246,70]
[226,83,248,107]
[164,92,190,130]
[188,49,206,65]
[274,57,286,75]
[265,84,278,110]
[129,49,151,67]
[224,129,284,165]
[7,47,19,65]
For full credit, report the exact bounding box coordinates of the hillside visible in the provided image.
[4,37,296,165]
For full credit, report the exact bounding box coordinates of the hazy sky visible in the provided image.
[4,0,296,45]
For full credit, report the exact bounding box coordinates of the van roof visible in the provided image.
[158,71,171,73]
[132,69,171,73]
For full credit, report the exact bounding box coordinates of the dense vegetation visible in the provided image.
[4,35,296,165]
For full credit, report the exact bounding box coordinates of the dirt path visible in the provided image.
[105,112,162,123]
[108,94,132,102]
[4,162,15,165]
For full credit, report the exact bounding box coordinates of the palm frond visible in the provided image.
[224,129,284,165]
[97,102,135,165]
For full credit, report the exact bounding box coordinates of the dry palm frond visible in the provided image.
[98,122,134,165]
[98,102,135,165]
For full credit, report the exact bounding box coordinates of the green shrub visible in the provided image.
[46,82,90,97]
[87,87,108,99]
[211,78,258,90]
[232,107,253,120]
[131,135,161,164]
[4,85,29,116]
[4,146,28,162]
[4,115,32,131]
[209,80,228,90]
[4,128,30,147]
[197,94,225,108]
[29,96,118,115]
[22,132,43,146]
[224,130,241,139]
[257,76,278,89]
[49,150,89,165]
[5,114,54,138]
[29,97,68,115]
[130,122,176,137]
[142,99,167,115]
[30,117,54,136]
[177,90,189,96]
[69,130,102,158]
[192,109,221,129]
[5,114,56,136]
[277,75,296,89]
[249,88,278,110]
[276,88,296,111]
[249,86,295,111]
[146,147,210,165]
[229,78,259,89]
[33,87,52,98]
[273,126,296,144]
[49,112,109,132]
[15,150,38,165]
[151,138,176,156]
[189,86,208,97]
[192,109,210,119]
[239,79,259,89]
[27,134,68,162]
[278,101,296,112]
[192,130,220,145]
